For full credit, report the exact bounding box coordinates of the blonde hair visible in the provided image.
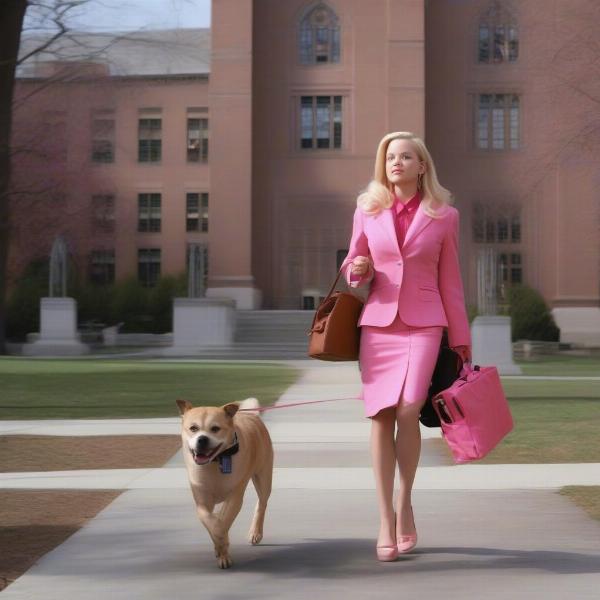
[357,131,453,217]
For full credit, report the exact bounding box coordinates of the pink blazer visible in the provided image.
[341,200,471,348]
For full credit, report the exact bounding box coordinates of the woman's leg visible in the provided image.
[394,399,424,535]
[370,406,397,546]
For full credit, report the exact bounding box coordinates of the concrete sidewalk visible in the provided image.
[4,462,600,491]
[2,361,600,599]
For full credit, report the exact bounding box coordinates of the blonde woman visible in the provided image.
[341,132,471,561]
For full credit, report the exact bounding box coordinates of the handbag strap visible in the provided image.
[458,362,480,380]
[322,264,347,302]
[307,264,351,333]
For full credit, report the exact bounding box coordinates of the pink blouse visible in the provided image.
[392,188,421,248]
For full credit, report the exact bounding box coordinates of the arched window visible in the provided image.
[478,1,518,64]
[299,3,340,64]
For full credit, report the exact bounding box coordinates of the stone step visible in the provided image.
[168,342,311,359]
[235,310,314,343]
[236,311,313,325]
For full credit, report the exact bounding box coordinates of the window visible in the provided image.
[301,290,324,310]
[138,248,161,287]
[138,118,162,162]
[511,213,521,243]
[300,95,342,149]
[89,250,115,285]
[299,3,340,64]
[303,296,315,310]
[91,194,115,232]
[186,243,209,296]
[138,193,161,232]
[478,1,519,63]
[336,249,348,270]
[473,202,521,244]
[476,94,520,150]
[91,111,115,162]
[186,192,208,232]
[187,118,209,162]
[499,252,522,284]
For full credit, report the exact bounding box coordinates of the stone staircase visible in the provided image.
[168,310,315,359]
[235,310,313,343]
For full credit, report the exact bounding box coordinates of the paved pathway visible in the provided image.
[2,361,600,599]
[3,463,600,491]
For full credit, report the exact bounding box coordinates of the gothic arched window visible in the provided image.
[478,1,519,64]
[299,3,340,64]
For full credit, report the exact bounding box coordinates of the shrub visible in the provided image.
[467,304,478,324]
[5,260,48,340]
[109,277,150,333]
[74,282,115,326]
[7,261,190,337]
[507,284,560,342]
[147,273,187,333]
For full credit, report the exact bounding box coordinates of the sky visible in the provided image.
[24,0,211,33]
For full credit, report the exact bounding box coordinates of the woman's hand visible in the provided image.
[452,345,472,364]
[350,256,371,276]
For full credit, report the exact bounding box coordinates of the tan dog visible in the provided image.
[176,397,274,569]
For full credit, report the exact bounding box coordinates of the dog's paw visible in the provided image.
[217,554,233,569]
[249,531,263,545]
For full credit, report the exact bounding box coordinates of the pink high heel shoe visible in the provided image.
[376,544,399,561]
[376,513,398,561]
[397,505,418,554]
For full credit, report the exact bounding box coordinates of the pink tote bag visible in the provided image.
[432,363,513,463]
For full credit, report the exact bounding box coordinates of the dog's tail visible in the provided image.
[238,397,261,416]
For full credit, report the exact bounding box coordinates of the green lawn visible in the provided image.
[516,354,600,376]
[479,378,600,464]
[501,378,600,399]
[560,486,600,522]
[0,359,300,419]
[454,367,600,520]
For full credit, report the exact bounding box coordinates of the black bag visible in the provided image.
[419,330,463,428]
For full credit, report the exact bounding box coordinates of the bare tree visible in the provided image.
[514,1,600,203]
[0,0,29,354]
[1,0,202,352]
[1,1,101,352]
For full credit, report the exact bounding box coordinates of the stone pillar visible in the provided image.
[386,0,425,136]
[471,315,521,375]
[163,297,236,356]
[552,307,600,346]
[23,297,89,356]
[206,0,261,309]
[471,248,521,374]
[546,162,600,346]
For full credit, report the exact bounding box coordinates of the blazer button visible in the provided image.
[397,261,402,265]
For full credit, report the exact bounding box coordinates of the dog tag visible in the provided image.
[219,455,232,474]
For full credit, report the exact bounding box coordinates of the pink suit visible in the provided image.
[341,199,471,417]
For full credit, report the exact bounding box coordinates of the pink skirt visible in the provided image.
[358,313,443,418]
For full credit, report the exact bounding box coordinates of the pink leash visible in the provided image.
[238,396,359,412]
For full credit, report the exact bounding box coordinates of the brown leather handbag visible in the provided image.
[307,266,364,361]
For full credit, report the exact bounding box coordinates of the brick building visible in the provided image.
[10,1,600,343]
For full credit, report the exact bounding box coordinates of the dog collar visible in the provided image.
[211,432,239,474]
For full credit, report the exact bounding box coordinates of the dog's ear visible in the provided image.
[176,399,193,415]
[223,403,240,418]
